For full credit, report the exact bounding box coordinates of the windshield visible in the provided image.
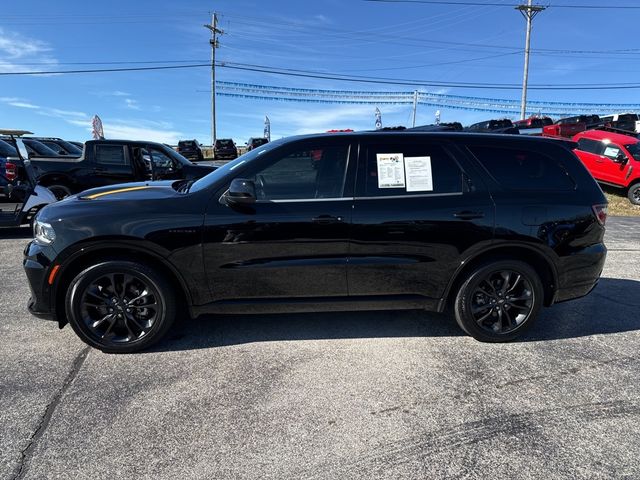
[23,139,60,156]
[190,138,286,193]
[625,143,640,161]
[0,139,17,157]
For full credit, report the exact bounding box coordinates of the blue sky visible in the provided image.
[1,0,639,145]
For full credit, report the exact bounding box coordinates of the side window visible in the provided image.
[149,148,176,169]
[602,143,626,161]
[363,144,463,197]
[576,138,603,155]
[248,144,349,200]
[96,146,129,166]
[468,145,575,191]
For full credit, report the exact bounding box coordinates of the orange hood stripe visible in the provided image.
[84,185,151,200]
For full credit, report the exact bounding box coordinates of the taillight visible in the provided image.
[592,204,608,226]
[5,162,16,181]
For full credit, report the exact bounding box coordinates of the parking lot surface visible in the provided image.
[1,218,639,480]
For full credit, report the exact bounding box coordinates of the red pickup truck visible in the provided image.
[572,129,640,204]
[544,115,602,139]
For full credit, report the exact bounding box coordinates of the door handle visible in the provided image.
[312,215,343,224]
[454,211,485,220]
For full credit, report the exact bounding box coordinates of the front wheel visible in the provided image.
[454,260,543,342]
[65,261,176,353]
[627,182,640,205]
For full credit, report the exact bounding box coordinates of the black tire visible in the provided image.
[627,182,640,205]
[65,261,176,353]
[47,184,73,201]
[454,259,543,342]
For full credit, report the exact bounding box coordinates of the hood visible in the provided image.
[76,181,179,201]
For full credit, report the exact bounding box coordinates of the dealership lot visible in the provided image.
[1,218,639,479]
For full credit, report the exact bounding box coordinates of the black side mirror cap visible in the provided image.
[225,178,256,205]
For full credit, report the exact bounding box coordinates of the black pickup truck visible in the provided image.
[25,139,217,199]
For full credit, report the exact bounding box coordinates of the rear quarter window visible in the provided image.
[467,145,575,191]
[96,145,129,165]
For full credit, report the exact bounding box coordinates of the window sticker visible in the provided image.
[376,153,405,188]
[603,146,620,158]
[404,156,434,192]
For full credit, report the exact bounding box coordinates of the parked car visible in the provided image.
[573,129,640,204]
[246,137,269,151]
[600,113,640,134]
[177,139,204,162]
[0,130,57,227]
[32,137,83,157]
[514,116,554,129]
[24,131,607,353]
[213,138,238,159]
[543,115,602,138]
[1,137,62,158]
[19,139,217,200]
[465,119,519,135]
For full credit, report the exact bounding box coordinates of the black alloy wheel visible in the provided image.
[66,261,176,353]
[454,260,543,342]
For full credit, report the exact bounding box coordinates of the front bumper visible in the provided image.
[23,240,57,322]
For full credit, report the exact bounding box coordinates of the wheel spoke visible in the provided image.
[84,289,110,306]
[471,303,491,315]
[101,315,118,339]
[509,291,532,302]
[508,303,530,311]
[506,274,522,294]
[475,309,494,324]
[92,313,114,329]
[126,313,146,332]
[127,289,151,305]
[502,307,513,328]
[499,271,511,294]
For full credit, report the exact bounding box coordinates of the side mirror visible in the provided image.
[615,152,628,164]
[225,178,256,205]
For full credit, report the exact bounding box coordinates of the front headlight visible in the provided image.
[34,220,56,245]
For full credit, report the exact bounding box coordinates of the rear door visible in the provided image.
[574,137,606,180]
[348,137,495,306]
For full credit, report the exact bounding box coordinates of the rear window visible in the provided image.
[468,145,575,191]
[96,145,129,165]
[0,140,16,157]
[179,141,196,147]
[216,140,234,147]
[362,143,463,197]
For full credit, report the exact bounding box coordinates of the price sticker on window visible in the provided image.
[376,153,405,188]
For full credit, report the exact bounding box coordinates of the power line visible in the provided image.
[365,0,640,8]
[3,60,640,90]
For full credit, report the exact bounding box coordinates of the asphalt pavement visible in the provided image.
[1,218,639,479]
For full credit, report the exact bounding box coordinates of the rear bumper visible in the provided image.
[553,242,607,304]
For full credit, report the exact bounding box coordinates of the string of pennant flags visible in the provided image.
[216,81,640,117]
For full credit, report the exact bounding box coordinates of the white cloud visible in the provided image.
[8,101,40,109]
[68,118,182,144]
[124,98,141,110]
[0,28,58,73]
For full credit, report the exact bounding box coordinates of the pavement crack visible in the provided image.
[11,346,90,480]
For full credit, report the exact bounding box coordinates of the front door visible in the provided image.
[202,138,356,303]
[348,139,494,304]
[598,142,632,185]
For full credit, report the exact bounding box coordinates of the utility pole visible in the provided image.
[204,13,223,147]
[517,0,545,120]
[411,90,418,127]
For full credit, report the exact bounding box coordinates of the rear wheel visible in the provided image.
[65,261,176,353]
[454,260,543,342]
[627,182,640,205]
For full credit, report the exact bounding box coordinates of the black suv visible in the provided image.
[177,139,204,162]
[213,138,238,160]
[247,137,269,151]
[24,132,607,353]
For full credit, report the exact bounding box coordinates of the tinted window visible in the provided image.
[96,145,128,165]
[363,143,463,197]
[247,145,349,200]
[468,145,575,191]
[23,140,59,156]
[149,148,176,169]
[625,143,640,161]
[576,138,604,155]
[0,140,16,157]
